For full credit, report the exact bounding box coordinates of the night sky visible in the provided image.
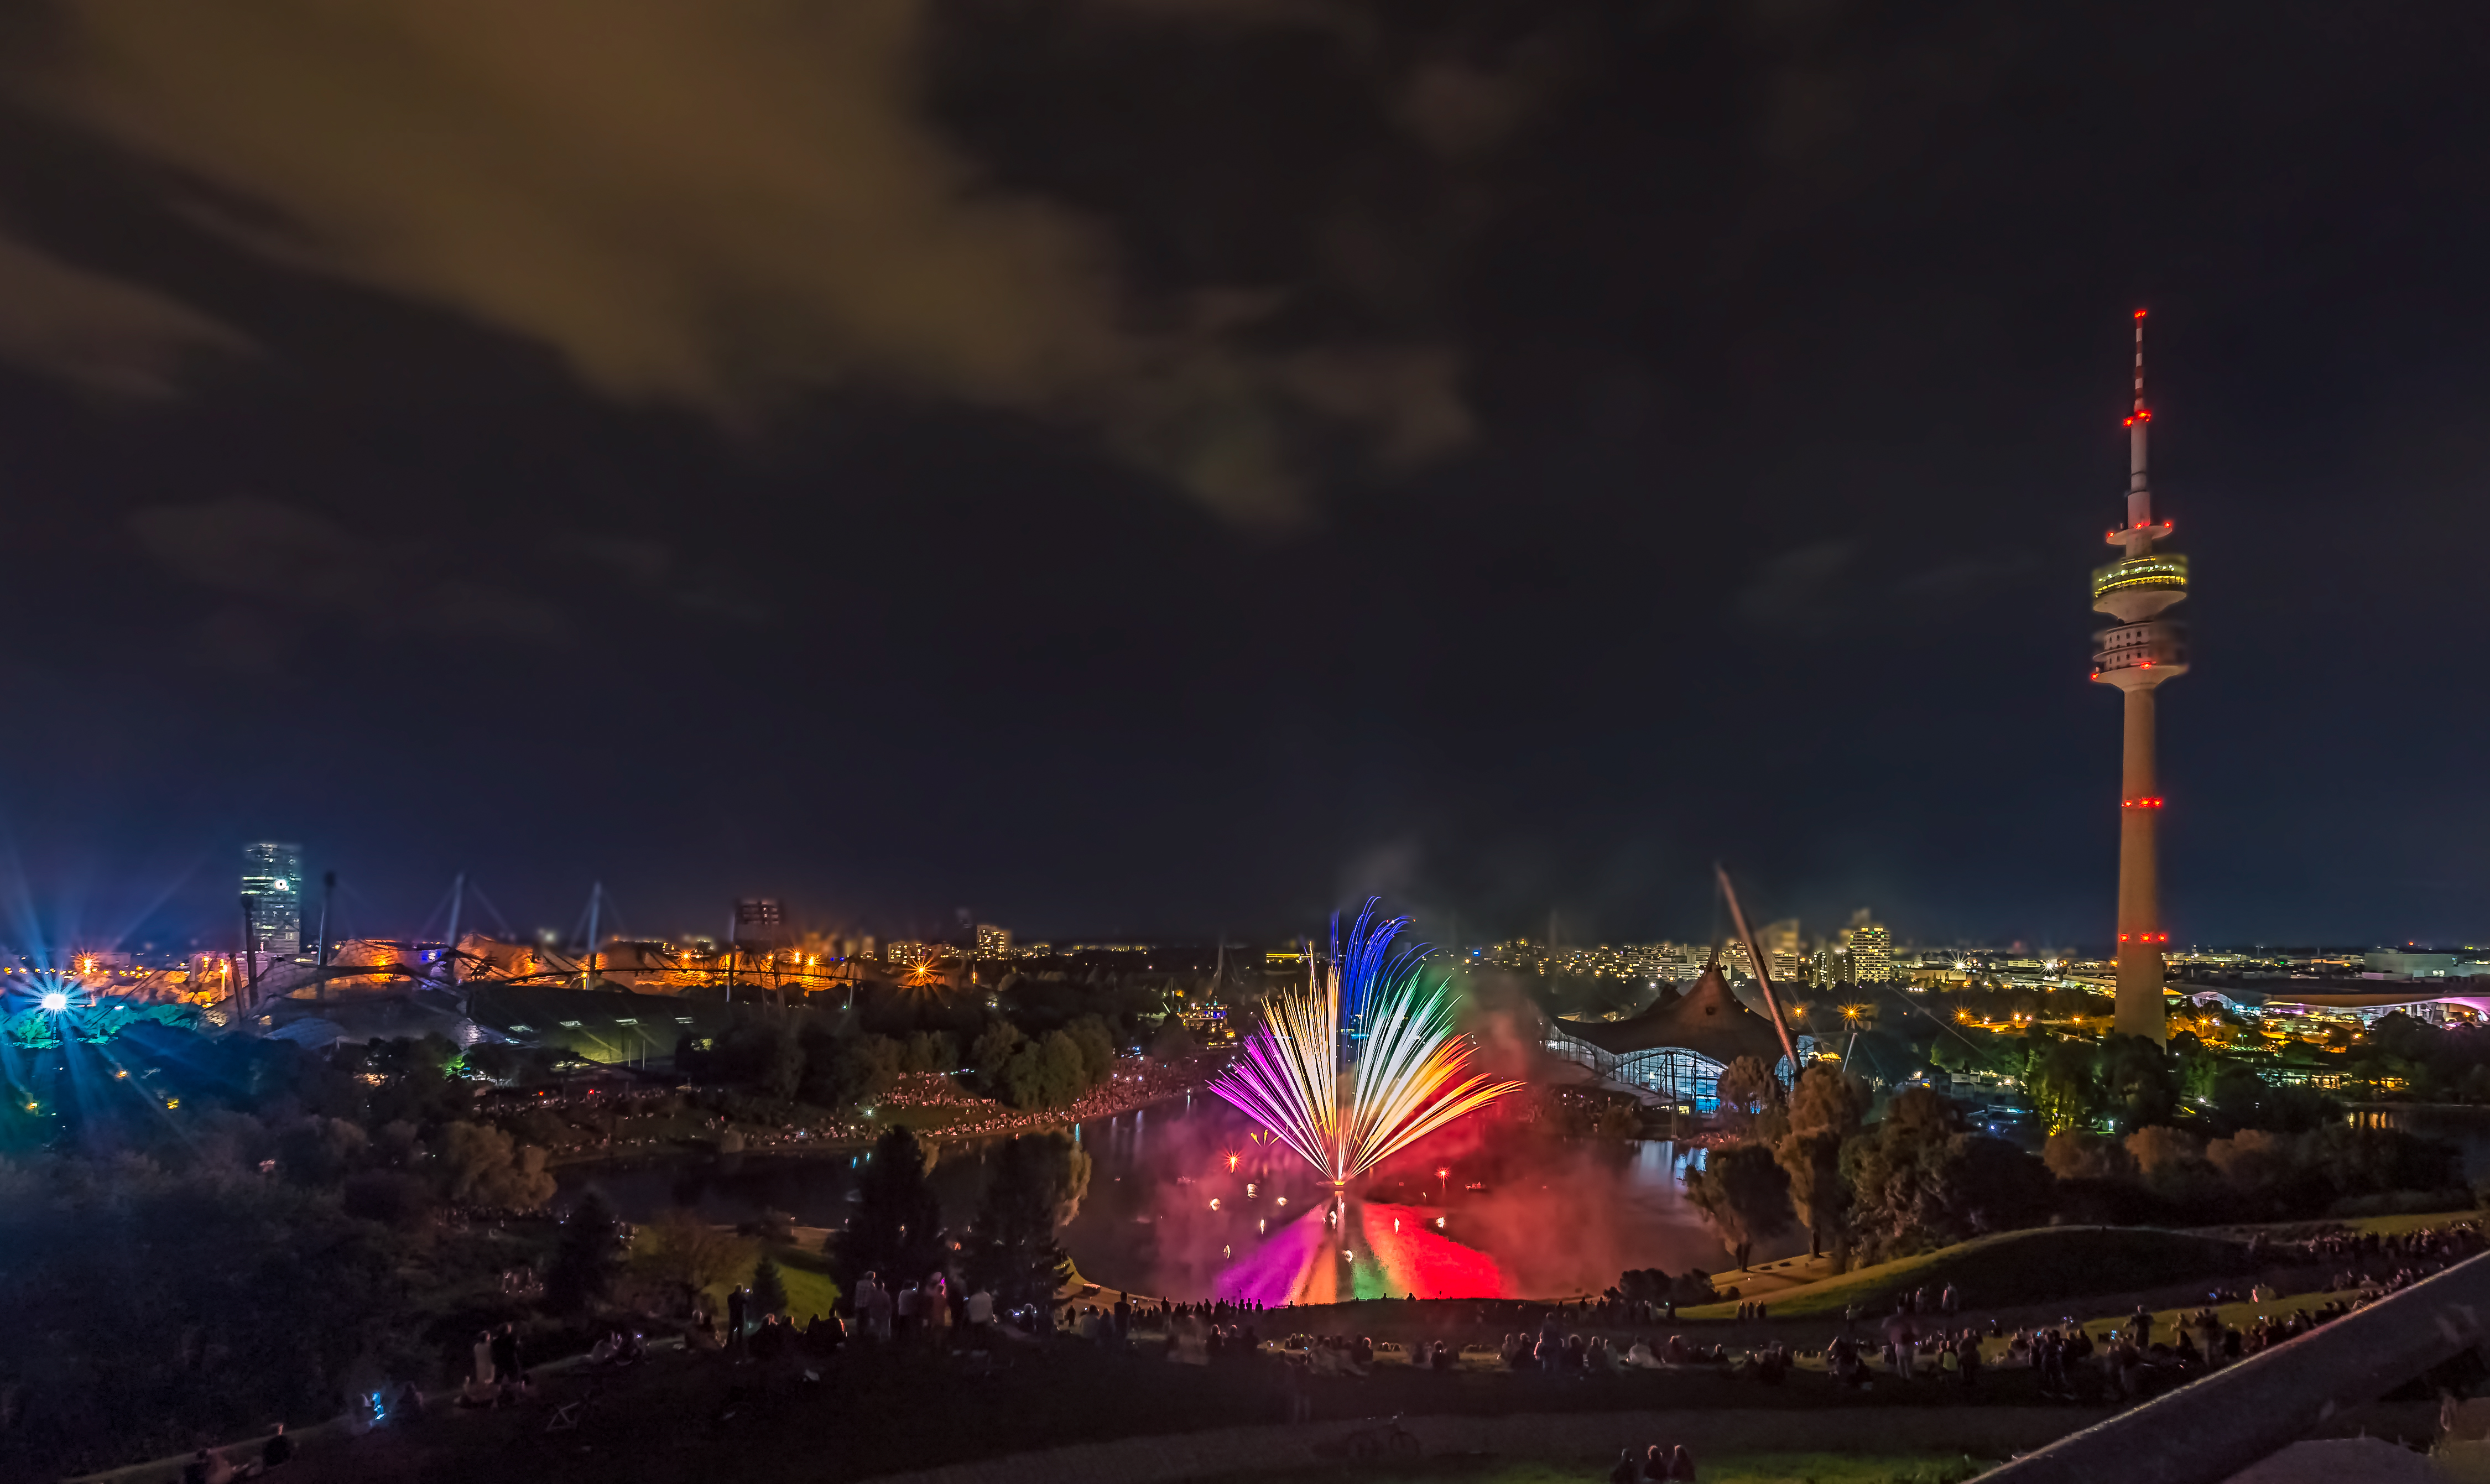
[1,2,2485,952]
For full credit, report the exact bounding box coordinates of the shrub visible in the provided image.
[748,1255,789,1318]
[545,1192,624,1314]
[341,1170,431,1230]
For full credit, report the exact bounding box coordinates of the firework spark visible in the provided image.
[1211,905,1520,1186]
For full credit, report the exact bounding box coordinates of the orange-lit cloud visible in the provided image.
[21,0,1472,523]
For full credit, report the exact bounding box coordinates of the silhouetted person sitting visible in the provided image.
[753,1314,788,1361]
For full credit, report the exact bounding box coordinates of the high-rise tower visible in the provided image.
[240,841,305,960]
[2090,311,2189,1042]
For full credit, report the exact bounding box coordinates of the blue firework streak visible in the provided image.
[1333,899,1430,1045]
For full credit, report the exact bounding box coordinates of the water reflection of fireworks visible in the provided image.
[1216,1198,1505,1304]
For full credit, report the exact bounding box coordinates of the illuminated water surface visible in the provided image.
[560,1094,1763,1300]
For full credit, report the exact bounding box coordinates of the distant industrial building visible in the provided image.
[2363,950,2463,980]
[241,842,305,960]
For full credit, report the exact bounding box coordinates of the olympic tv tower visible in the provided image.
[2090,310,2188,1042]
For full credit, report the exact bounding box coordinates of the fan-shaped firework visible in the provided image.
[1211,904,1520,1186]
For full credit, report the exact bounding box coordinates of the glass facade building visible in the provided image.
[241,842,305,960]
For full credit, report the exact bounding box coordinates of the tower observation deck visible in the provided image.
[2091,310,2186,1042]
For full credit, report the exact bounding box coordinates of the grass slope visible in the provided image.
[1681,1226,2251,1319]
[2189,1207,2481,1243]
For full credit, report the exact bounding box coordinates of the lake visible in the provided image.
[555,1092,1769,1300]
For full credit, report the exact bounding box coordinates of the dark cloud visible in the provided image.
[126,497,574,651]
[1734,541,1856,634]
[0,225,246,395]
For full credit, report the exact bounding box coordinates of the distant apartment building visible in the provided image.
[1760,918,1804,984]
[241,842,305,959]
[1850,921,1894,983]
[1481,940,1714,982]
[975,923,1013,959]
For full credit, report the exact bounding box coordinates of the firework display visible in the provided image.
[1210,905,1520,1187]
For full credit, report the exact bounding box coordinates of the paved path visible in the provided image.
[859,1405,2107,1484]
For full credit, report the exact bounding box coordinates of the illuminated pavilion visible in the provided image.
[1541,966,1794,1108]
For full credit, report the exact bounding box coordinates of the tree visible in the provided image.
[340,1170,430,1230]
[274,1116,367,1186]
[2204,1128,2295,1190]
[998,1030,1090,1110]
[748,1254,789,1318]
[435,1122,556,1209]
[2027,1038,2100,1134]
[713,1018,804,1100]
[900,1030,959,1075]
[2098,1034,2179,1131]
[1786,1064,1871,1141]
[971,1020,1025,1088]
[1682,1142,1793,1272]
[962,1133,1081,1307]
[1148,1021,1201,1060]
[829,1125,946,1294]
[2124,1124,2207,1192]
[1771,1065,1869,1257]
[1063,1016,1119,1084]
[1840,1088,1961,1259]
[2207,1069,2338,1133]
[1715,1056,1778,1125]
[546,1191,624,1314]
[804,1033,902,1110]
[632,1206,756,1300]
[1774,1130,1847,1259]
[1846,1091,2051,1258]
[2042,1131,2136,1182]
[1919,1133,2055,1237]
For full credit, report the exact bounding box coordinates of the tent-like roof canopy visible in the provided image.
[1551,966,1787,1067]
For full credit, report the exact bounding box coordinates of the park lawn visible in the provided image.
[765,1243,841,1323]
[1679,1227,2249,1320]
[685,1243,843,1323]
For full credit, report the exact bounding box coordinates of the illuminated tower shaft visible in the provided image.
[2090,311,2188,1042]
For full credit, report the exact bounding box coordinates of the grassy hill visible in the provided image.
[1680,1226,2253,1319]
